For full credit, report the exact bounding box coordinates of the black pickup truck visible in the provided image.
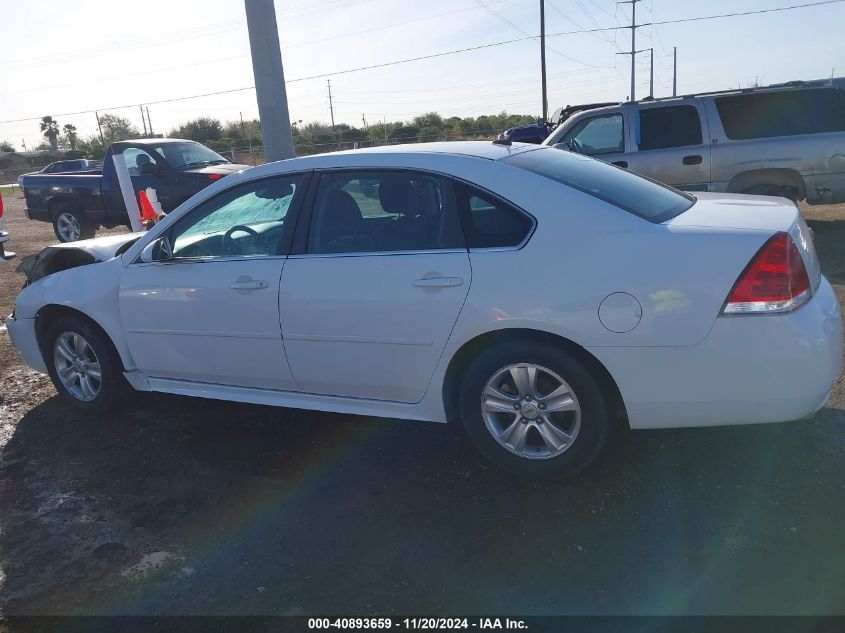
[21,138,248,242]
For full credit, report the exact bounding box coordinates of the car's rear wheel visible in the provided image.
[52,205,94,243]
[44,317,124,414]
[459,340,610,479]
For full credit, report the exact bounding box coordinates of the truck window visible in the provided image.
[124,148,159,176]
[561,114,624,155]
[716,88,845,140]
[638,105,703,150]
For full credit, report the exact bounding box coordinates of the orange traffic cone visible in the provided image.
[138,189,158,225]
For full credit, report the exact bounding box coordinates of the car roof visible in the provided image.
[314,141,541,162]
[122,138,196,145]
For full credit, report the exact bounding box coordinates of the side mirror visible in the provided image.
[139,162,158,176]
[553,142,573,152]
[139,236,173,263]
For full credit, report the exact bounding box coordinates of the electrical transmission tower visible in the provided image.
[616,0,650,101]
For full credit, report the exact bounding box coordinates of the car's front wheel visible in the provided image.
[43,317,124,414]
[459,340,611,479]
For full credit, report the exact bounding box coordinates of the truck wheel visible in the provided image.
[53,206,94,243]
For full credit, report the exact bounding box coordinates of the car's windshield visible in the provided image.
[502,147,695,223]
[152,142,229,169]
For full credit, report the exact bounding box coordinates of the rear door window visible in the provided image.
[454,183,534,249]
[307,171,464,254]
[638,105,703,150]
[716,88,845,139]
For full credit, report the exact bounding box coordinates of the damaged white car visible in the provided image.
[6,142,842,478]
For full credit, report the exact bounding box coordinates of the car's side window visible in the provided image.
[562,113,624,155]
[307,171,464,254]
[168,174,305,259]
[454,182,534,249]
[638,105,703,151]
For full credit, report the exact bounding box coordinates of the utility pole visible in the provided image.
[327,79,340,149]
[95,111,104,145]
[362,113,368,131]
[244,0,295,161]
[673,47,677,96]
[617,0,648,101]
[327,80,336,133]
[540,0,548,121]
[649,48,654,98]
[146,106,153,135]
[140,105,148,136]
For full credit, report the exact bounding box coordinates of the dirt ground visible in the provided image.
[1,194,844,616]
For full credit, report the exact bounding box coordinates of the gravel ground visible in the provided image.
[0,194,844,616]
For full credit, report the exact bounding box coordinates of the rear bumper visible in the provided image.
[590,277,843,429]
[5,313,48,374]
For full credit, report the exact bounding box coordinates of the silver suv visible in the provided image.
[543,81,845,204]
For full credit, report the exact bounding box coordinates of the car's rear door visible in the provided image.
[627,101,712,191]
[279,169,470,403]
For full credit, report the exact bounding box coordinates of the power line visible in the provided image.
[1,0,841,125]
[474,0,612,68]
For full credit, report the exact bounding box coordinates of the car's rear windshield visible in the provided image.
[502,147,695,223]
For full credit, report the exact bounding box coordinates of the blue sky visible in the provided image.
[0,0,842,149]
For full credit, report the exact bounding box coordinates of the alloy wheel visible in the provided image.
[56,212,81,242]
[53,331,102,401]
[481,363,581,459]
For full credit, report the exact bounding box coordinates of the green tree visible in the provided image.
[389,124,419,142]
[98,113,139,145]
[413,112,443,130]
[76,134,107,159]
[0,141,14,152]
[172,117,223,142]
[417,126,443,142]
[40,116,60,153]
[62,124,78,150]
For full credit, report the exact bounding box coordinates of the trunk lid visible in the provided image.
[665,193,821,290]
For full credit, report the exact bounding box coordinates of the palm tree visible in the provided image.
[40,116,60,153]
[62,124,78,151]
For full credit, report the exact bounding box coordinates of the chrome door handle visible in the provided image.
[229,279,269,291]
[413,276,464,288]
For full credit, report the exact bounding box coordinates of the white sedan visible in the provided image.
[6,142,842,478]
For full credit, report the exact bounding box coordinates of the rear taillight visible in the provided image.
[208,174,223,181]
[722,232,811,315]
[0,193,4,219]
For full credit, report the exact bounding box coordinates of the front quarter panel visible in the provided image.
[15,257,135,371]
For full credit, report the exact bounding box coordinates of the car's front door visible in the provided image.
[279,170,471,403]
[119,173,308,389]
[627,102,712,191]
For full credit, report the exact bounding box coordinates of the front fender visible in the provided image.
[16,257,136,371]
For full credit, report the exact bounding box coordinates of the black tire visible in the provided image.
[459,339,610,479]
[43,316,125,415]
[52,204,94,243]
[742,183,800,202]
